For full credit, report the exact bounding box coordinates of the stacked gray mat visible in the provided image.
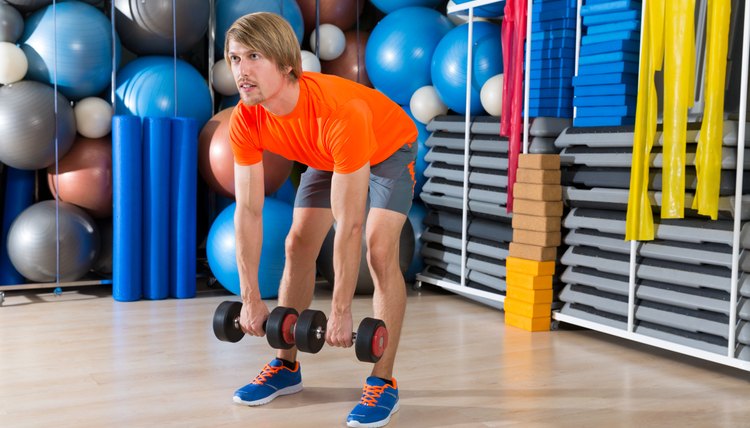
[555,122,750,361]
[418,115,569,309]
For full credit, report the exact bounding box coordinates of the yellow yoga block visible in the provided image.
[505,256,556,276]
[505,271,553,290]
[506,287,553,304]
[503,297,552,318]
[504,311,550,332]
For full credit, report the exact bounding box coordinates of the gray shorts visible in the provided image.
[294,142,417,215]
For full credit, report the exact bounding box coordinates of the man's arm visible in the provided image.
[234,161,269,336]
[327,162,370,347]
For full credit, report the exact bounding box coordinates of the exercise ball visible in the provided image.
[301,50,321,72]
[92,219,112,276]
[0,81,76,170]
[297,0,365,34]
[431,21,503,115]
[114,0,209,55]
[310,23,346,61]
[5,1,49,12]
[365,7,453,105]
[48,136,113,219]
[198,108,293,198]
[403,106,429,198]
[316,210,415,295]
[0,41,26,84]
[409,85,447,125]
[370,0,442,14]
[270,177,297,206]
[74,97,113,139]
[114,56,213,128]
[7,200,100,283]
[212,60,238,96]
[480,73,503,117]
[206,199,294,299]
[404,202,426,282]
[215,0,304,56]
[20,1,120,101]
[320,30,370,86]
[0,2,23,42]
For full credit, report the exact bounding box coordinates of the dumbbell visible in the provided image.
[212,301,300,350]
[293,309,388,363]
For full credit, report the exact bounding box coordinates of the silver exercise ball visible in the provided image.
[0,81,76,170]
[5,0,50,12]
[7,200,100,283]
[0,2,24,43]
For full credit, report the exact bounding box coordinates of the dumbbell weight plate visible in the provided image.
[213,301,244,343]
[355,318,388,363]
[267,306,299,350]
[295,309,327,353]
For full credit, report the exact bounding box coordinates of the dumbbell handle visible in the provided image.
[232,316,269,333]
[311,326,361,340]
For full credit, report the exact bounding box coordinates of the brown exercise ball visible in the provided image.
[297,0,366,34]
[321,30,371,87]
[198,107,293,198]
[47,136,113,219]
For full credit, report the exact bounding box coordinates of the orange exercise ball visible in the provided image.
[199,107,293,198]
[297,0,366,34]
[47,136,113,219]
[321,30,370,87]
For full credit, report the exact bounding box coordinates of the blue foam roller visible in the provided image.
[573,73,639,86]
[170,117,199,299]
[530,66,575,80]
[530,87,574,98]
[576,105,637,117]
[527,107,574,118]
[586,20,640,34]
[530,48,576,61]
[531,18,576,32]
[579,51,640,65]
[531,36,577,51]
[573,95,636,107]
[574,116,635,127]
[583,10,640,26]
[0,168,35,286]
[529,78,573,89]
[575,83,637,96]
[579,39,641,56]
[143,117,171,300]
[581,0,641,16]
[578,61,640,75]
[112,115,143,302]
[582,31,640,45]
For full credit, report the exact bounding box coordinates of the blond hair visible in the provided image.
[224,12,302,80]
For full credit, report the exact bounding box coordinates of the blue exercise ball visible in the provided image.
[20,1,120,101]
[215,0,304,57]
[370,0,442,14]
[431,22,503,115]
[402,106,429,199]
[365,7,453,105]
[114,56,213,128]
[0,3,24,43]
[404,201,426,282]
[207,198,294,299]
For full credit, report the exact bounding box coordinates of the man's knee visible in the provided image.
[285,229,317,261]
[366,236,400,277]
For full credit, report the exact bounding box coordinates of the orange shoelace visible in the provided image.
[251,364,283,385]
[359,384,387,407]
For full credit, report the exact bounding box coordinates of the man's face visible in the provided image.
[227,39,288,107]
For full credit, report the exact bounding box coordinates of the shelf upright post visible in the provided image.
[460,7,476,288]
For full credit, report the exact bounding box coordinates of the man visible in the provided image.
[225,12,417,428]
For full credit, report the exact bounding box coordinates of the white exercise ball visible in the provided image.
[409,85,448,125]
[480,73,503,117]
[301,50,321,73]
[74,97,113,139]
[309,23,346,61]
[211,59,238,96]
[0,41,27,84]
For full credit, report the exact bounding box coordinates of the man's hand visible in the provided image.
[240,299,269,336]
[326,309,354,347]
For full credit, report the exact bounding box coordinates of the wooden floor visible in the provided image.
[2,284,750,428]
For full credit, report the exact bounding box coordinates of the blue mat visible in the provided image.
[581,0,641,16]
[575,83,638,96]
[528,57,577,71]
[530,87,574,99]
[529,77,574,89]
[534,28,577,40]
[530,66,576,80]
[533,0,577,13]
[579,51,640,65]
[531,36,577,51]
[576,105,637,117]
[580,39,641,56]
[582,30,640,45]
[583,10,640,26]
[587,20,641,34]
[574,116,635,127]
[578,61,639,75]
[539,6,577,21]
[573,73,639,86]
[530,47,576,60]
[531,18,577,32]
[528,107,574,118]
[529,97,574,109]
[573,95,637,107]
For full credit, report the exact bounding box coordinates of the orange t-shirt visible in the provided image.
[229,72,417,174]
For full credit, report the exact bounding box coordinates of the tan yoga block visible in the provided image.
[513,229,561,247]
[505,256,556,276]
[506,286,554,304]
[516,168,561,185]
[512,214,561,232]
[517,154,560,170]
[506,270,553,290]
[512,199,564,217]
[503,297,552,318]
[508,242,558,261]
[513,183,562,202]
[504,311,550,332]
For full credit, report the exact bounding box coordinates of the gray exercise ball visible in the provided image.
[5,0,50,12]
[0,2,23,43]
[316,218,415,295]
[114,0,209,55]
[92,219,112,276]
[0,81,76,170]
[7,200,100,283]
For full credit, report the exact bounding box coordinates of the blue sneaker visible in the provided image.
[346,377,399,427]
[233,359,303,406]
